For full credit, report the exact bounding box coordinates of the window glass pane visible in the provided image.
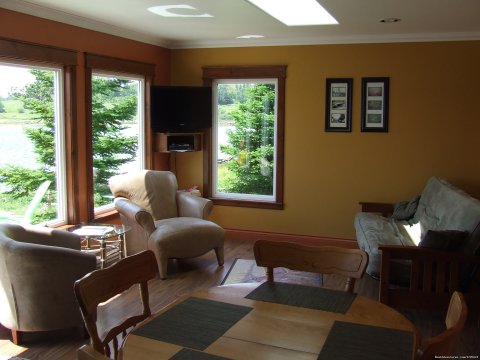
[214,80,277,201]
[0,63,66,225]
[92,73,144,212]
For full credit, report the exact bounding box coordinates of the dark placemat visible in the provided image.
[245,282,356,313]
[133,297,252,350]
[318,321,414,360]
[170,348,231,360]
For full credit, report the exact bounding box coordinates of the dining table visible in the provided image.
[121,282,417,360]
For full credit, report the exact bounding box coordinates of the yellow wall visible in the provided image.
[171,42,480,239]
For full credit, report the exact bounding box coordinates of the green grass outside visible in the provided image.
[0,99,37,120]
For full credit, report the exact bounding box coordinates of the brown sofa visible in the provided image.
[0,223,97,344]
[109,170,225,279]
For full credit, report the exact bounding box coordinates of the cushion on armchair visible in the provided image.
[109,170,178,221]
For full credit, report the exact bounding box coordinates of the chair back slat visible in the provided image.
[75,250,157,359]
[253,240,368,293]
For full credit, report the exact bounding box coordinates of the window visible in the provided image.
[203,66,286,209]
[91,72,145,213]
[213,80,277,201]
[0,62,67,225]
[85,53,155,218]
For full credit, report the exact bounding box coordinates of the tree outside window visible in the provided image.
[216,82,276,197]
[204,65,286,210]
[91,74,144,210]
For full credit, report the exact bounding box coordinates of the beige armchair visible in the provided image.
[0,223,97,344]
[108,170,224,279]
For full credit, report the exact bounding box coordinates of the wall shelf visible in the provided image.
[154,132,202,153]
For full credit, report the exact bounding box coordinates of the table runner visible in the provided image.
[245,282,356,313]
[133,297,252,350]
[317,320,414,360]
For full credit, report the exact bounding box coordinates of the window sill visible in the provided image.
[94,209,119,222]
[211,197,283,210]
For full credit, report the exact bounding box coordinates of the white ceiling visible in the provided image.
[2,0,480,49]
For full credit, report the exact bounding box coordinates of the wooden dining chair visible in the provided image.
[74,250,158,359]
[416,291,468,360]
[253,240,369,293]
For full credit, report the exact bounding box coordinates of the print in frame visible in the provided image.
[325,78,353,132]
[361,77,389,132]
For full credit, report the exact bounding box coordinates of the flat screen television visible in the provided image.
[150,85,212,133]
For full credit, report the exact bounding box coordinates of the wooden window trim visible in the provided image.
[0,37,77,65]
[202,65,286,210]
[85,53,155,76]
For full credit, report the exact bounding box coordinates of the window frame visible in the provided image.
[90,71,146,214]
[0,37,77,225]
[85,53,155,220]
[203,65,286,210]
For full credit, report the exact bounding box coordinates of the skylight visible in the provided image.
[246,0,338,26]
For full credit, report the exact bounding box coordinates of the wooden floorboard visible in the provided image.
[0,237,478,359]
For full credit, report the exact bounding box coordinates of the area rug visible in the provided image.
[221,258,323,286]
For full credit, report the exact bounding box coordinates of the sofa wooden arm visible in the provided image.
[379,244,480,310]
[359,202,394,217]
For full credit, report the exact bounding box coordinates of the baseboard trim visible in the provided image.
[225,228,358,249]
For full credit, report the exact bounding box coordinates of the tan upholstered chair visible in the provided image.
[109,170,225,279]
[254,240,369,293]
[0,223,97,344]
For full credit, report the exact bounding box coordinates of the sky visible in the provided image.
[0,64,35,98]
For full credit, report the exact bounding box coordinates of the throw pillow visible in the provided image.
[418,230,469,251]
[392,196,420,221]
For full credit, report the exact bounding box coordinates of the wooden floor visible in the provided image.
[1,237,478,359]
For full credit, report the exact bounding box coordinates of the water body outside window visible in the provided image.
[0,63,66,224]
[0,65,36,181]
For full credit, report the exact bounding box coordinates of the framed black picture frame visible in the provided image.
[361,77,389,132]
[325,78,352,132]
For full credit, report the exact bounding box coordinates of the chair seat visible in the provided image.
[151,217,224,258]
